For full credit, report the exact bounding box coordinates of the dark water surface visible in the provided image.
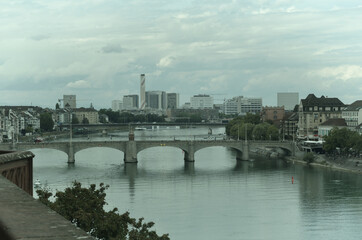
[32,127,362,240]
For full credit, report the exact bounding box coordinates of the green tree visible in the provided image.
[82,117,89,124]
[72,115,80,124]
[266,125,279,140]
[40,112,54,132]
[37,182,169,240]
[252,123,270,140]
[323,127,362,154]
[244,113,261,125]
[225,117,243,136]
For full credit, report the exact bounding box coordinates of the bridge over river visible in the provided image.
[0,140,296,163]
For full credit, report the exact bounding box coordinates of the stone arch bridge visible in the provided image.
[0,140,295,164]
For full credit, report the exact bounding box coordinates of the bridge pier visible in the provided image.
[242,142,249,160]
[124,141,137,163]
[184,142,195,162]
[236,142,249,161]
[67,144,75,164]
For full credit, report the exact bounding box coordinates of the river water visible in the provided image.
[32,127,362,240]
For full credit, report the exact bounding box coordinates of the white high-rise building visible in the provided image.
[140,74,146,110]
[111,100,122,111]
[123,95,139,110]
[222,96,262,115]
[190,94,214,109]
[277,92,299,111]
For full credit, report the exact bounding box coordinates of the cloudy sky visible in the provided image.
[1,0,362,109]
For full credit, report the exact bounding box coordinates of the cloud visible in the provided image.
[157,56,175,68]
[30,34,50,41]
[312,65,362,81]
[66,80,89,89]
[101,43,125,54]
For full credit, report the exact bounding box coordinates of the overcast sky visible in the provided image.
[1,0,362,109]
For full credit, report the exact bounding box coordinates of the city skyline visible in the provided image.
[1,1,362,109]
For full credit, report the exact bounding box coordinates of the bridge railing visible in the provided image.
[0,150,34,196]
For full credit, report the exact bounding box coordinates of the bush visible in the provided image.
[303,152,315,164]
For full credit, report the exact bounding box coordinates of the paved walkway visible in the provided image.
[0,176,94,240]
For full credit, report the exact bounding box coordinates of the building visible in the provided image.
[298,94,345,138]
[341,100,362,131]
[282,112,298,140]
[111,100,122,112]
[277,92,299,111]
[190,94,214,109]
[63,95,76,109]
[238,96,262,115]
[145,91,166,110]
[318,118,347,138]
[261,107,285,122]
[73,108,99,124]
[140,74,146,110]
[0,107,42,140]
[222,96,262,115]
[123,95,139,110]
[167,93,179,109]
[222,98,238,115]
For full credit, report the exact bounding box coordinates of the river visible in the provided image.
[32,127,362,240]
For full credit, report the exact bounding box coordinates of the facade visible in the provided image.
[73,108,99,124]
[0,107,41,141]
[190,94,214,109]
[298,94,345,138]
[222,96,262,115]
[318,118,347,138]
[167,93,179,109]
[140,74,146,110]
[123,95,139,110]
[238,96,262,115]
[111,100,122,112]
[145,91,167,110]
[282,112,298,140]
[63,95,76,109]
[261,107,285,122]
[277,92,299,111]
[341,100,362,131]
[222,98,238,115]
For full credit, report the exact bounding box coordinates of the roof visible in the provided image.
[343,100,362,111]
[301,94,345,107]
[320,118,347,127]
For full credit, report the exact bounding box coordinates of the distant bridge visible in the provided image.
[0,140,295,164]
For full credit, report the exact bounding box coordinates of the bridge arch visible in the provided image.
[193,145,243,160]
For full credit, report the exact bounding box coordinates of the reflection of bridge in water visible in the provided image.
[0,140,296,164]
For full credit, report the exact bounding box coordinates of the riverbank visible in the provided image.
[285,154,362,174]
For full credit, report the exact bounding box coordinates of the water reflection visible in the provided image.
[124,163,137,201]
[184,162,195,175]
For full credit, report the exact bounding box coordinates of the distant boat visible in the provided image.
[135,127,147,130]
[34,179,41,188]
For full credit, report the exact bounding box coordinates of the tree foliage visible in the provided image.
[252,123,270,140]
[37,181,169,240]
[226,114,281,141]
[40,112,54,132]
[323,127,362,154]
[243,113,261,125]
